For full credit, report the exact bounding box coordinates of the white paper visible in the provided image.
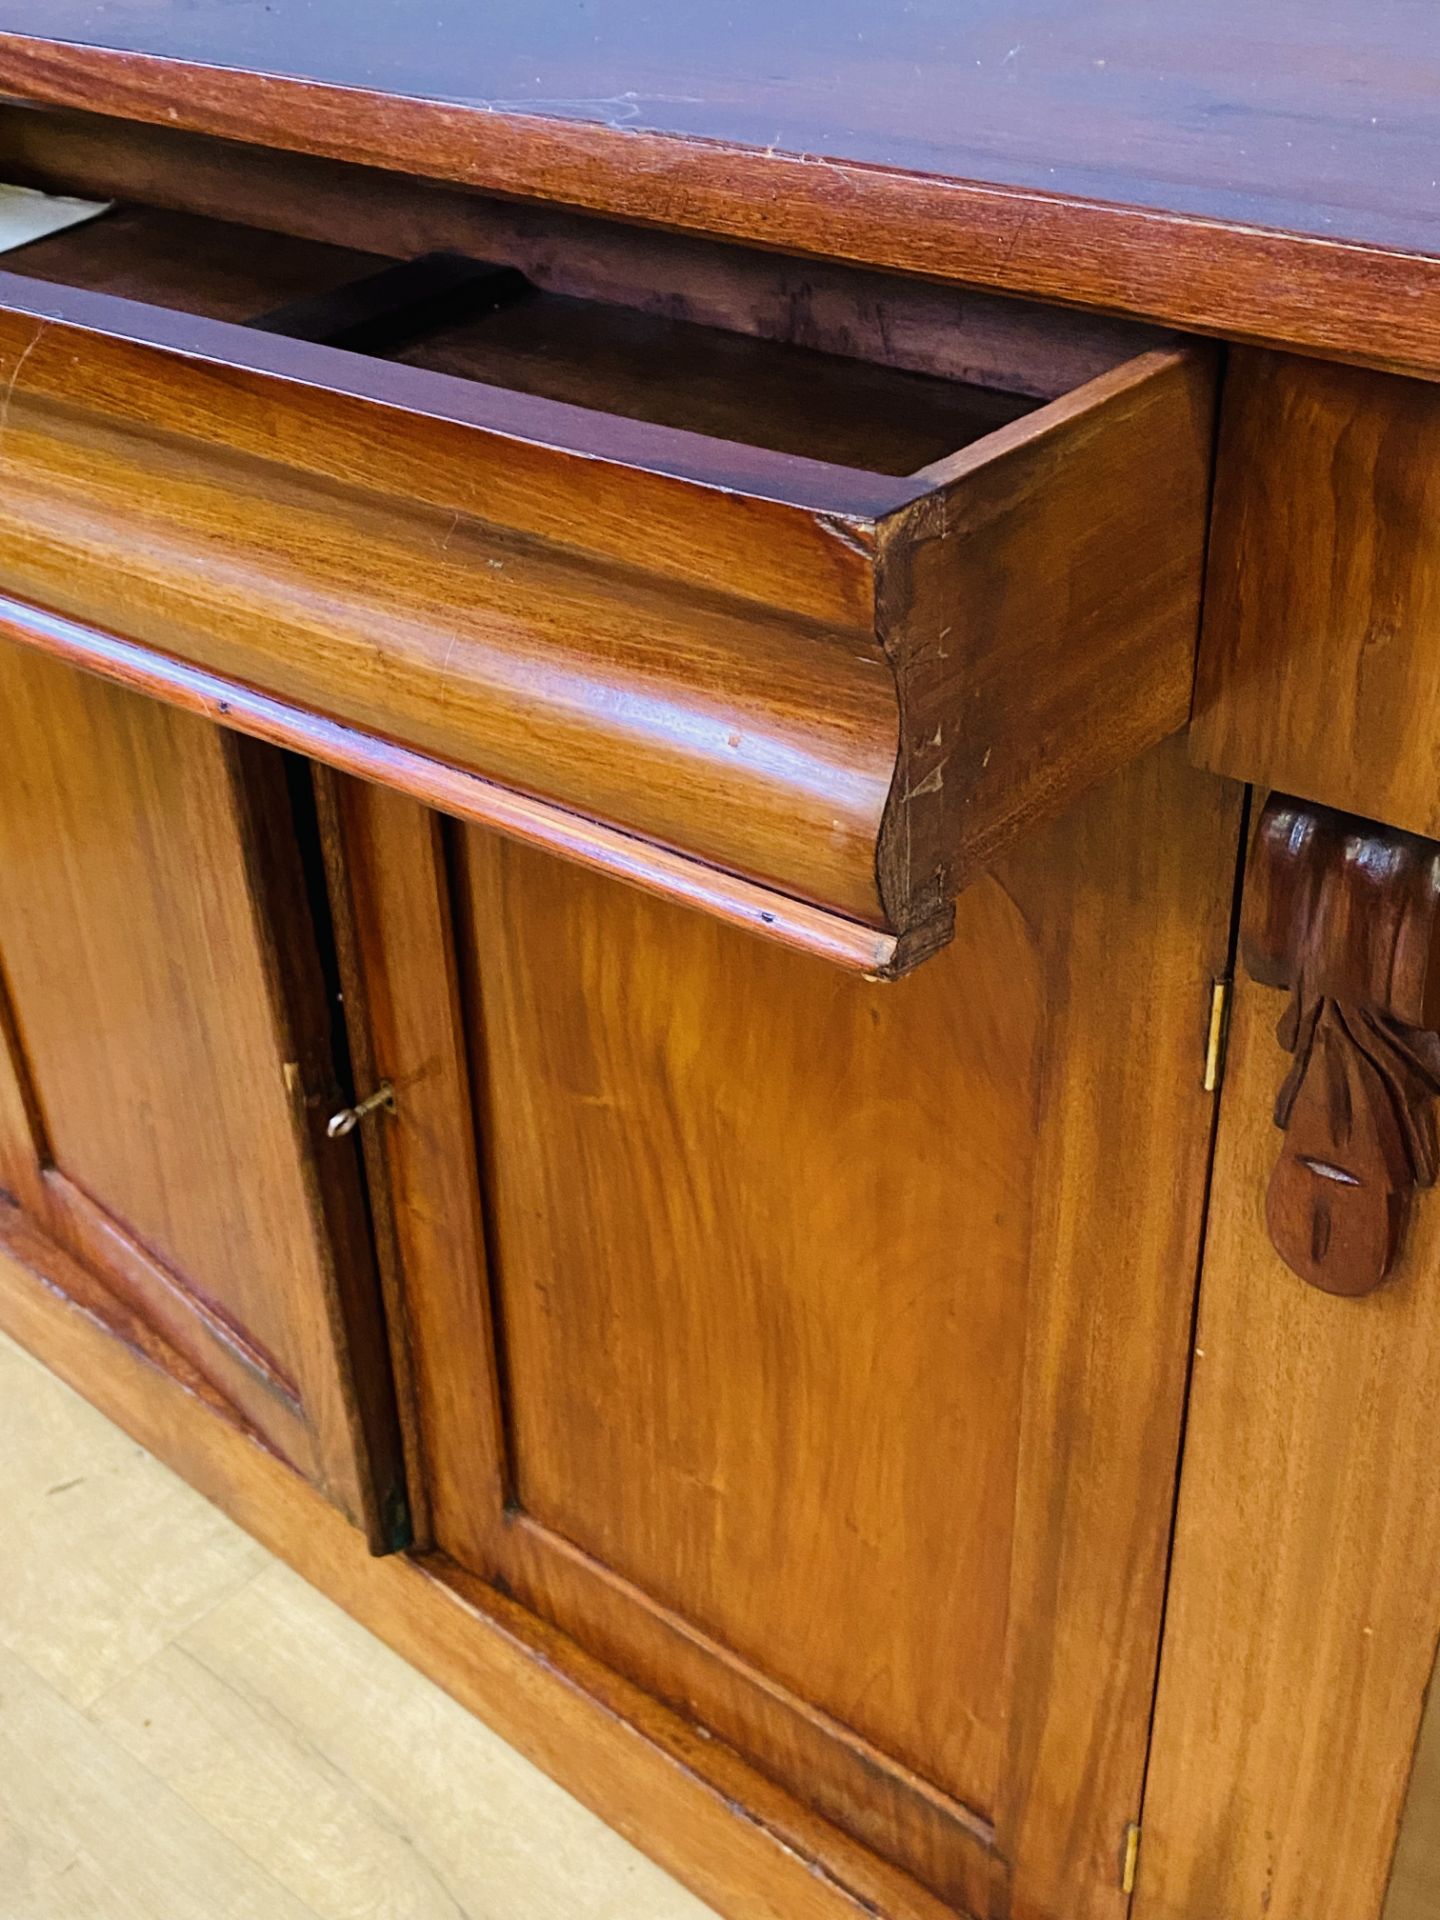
[0,183,112,254]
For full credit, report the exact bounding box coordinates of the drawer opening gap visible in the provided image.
[0,195,1051,479]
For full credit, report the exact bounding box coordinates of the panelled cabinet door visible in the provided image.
[322,735,1244,1919]
[0,641,406,1548]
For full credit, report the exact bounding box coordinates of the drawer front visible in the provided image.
[0,260,1214,973]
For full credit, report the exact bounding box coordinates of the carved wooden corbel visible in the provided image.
[1242,796,1440,1295]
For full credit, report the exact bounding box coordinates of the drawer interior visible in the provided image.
[389,293,1034,474]
[0,193,1146,480]
[0,203,386,323]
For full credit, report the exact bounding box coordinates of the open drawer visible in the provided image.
[0,187,1215,975]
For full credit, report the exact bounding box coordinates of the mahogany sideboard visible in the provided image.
[1,9,1439,1918]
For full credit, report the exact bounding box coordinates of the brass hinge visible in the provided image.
[1121,1821,1141,1895]
[1203,977,1232,1093]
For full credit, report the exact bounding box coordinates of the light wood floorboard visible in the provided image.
[0,1330,715,1920]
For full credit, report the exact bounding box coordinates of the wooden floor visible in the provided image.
[0,1328,715,1920]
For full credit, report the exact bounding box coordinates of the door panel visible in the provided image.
[0,640,404,1544]
[328,734,1244,1918]
[462,826,1040,1800]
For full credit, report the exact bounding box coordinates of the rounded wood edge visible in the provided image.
[0,597,932,977]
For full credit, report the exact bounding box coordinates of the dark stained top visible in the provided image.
[0,2,1437,374]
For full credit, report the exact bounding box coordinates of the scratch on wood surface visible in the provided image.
[795,151,859,188]
[437,630,462,718]
[0,319,46,460]
[999,201,1038,267]
[462,91,704,127]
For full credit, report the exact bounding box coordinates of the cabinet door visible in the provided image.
[323,735,1243,1918]
[0,642,405,1547]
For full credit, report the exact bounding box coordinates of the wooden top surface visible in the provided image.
[0,3,1438,375]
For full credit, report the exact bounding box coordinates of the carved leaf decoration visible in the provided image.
[1272,993,1321,1130]
[1349,1008,1440,1184]
[1244,796,1440,1297]
[1267,995,1433,1295]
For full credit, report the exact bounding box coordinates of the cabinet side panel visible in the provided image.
[1138,960,1440,1920]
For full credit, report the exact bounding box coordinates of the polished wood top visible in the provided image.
[0,3,1437,375]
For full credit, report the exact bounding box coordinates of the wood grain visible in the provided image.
[0,198,385,318]
[1192,351,1440,832]
[457,837,1038,1796]
[393,288,1035,477]
[984,743,1240,1920]
[0,641,400,1537]
[0,10,1438,375]
[1136,953,1440,1919]
[0,386,900,925]
[0,258,922,534]
[339,736,1242,1916]
[42,1169,311,1450]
